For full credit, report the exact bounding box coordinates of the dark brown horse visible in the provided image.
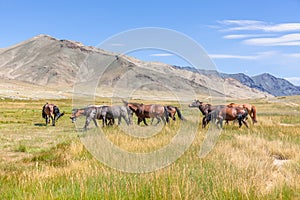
[124,101,169,125]
[207,106,249,128]
[227,103,257,124]
[42,103,64,126]
[189,100,225,128]
[166,105,185,121]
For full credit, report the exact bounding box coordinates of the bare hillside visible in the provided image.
[0,35,271,99]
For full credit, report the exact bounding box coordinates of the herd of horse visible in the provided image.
[42,99,257,129]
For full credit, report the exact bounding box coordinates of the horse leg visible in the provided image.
[93,118,98,127]
[202,117,206,128]
[242,120,249,128]
[123,115,129,125]
[151,117,154,125]
[84,117,91,130]
[45,116,48,125]
[51,116,55,126]
[161,116,166,124]
[216,114,223,128]
[102,116,106,127]
[155,117,160,126]
[137,118,142,125]
[218,119,223,129]
[238,119,242,128]
[143,118,148,126]
[118,116,121,125]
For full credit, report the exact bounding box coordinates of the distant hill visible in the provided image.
[251,73,300,96]
[0,35,271,99]
[178,66,300,97]
[221,72,300,96]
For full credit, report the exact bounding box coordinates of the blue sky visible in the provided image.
[1,0,300,85]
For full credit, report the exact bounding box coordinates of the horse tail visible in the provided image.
[42,103,47,119]
[251,106,257,123]
[164,106,169,123]
[175,107,185,121]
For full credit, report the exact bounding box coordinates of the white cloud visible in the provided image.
[219,20,263,26]
[285,77,300,86]
[149,53,173,57]
[243,33,300,46]
[224,34,275,39]
[209,51,278,60]
[286,53,300,58]
[209,54,257,60]
[218,20,300,32]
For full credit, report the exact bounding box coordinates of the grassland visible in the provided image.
[0,96,299,199]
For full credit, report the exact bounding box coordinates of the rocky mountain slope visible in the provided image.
[0,35,271,99]
[221,72,300,96]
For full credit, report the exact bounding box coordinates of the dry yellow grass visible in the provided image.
[0,96,299,199]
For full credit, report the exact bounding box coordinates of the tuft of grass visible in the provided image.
[15,143,27,152]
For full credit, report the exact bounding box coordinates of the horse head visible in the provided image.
[189,99,203,107]
[70,108,84,123]
[127,103,140,114]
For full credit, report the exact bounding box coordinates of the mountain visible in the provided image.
[219,72,300,96]
[251,73,300,96]
[220,73,264,91]
[175,66,300,96]
[0,35,271,100]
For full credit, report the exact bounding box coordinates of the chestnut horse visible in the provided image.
[42,103,64,126]
[227,103,257,124]
[166,105,185,121]
[124,101,169,125]
[207,106,249,128]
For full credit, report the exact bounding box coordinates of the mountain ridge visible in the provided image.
[0,35,275,99]
[177,66,300,97]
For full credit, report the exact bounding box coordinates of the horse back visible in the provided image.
[43,103,55,116]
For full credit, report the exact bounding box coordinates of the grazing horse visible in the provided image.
[207,106,249,128]
[70,105,131,130]
[124,101,169,125]
[42,103,64,126]
[227,103,257,124]
[166,106,185,121]
[189,100,225,128]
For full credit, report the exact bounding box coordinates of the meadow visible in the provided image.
[0,96,299,199]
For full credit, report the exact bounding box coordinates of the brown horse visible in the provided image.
[227,103,257,124]
[42,103,64,126]
[207,106,249,128]
[166,105,185,121]
[189,100,225,128]
[189,99,218,116]
[124,101,169,125]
